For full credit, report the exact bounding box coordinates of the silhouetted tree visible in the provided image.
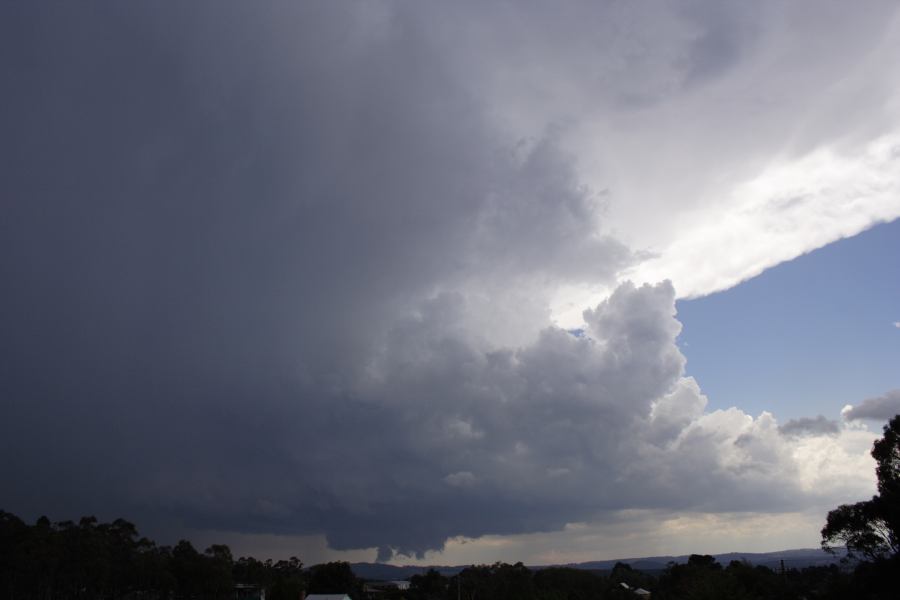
[608,562,644,591]
[233,555,271,587]
[822,414,900,560]
[533,566,606,600]
[657,555,728,600]
[5,507,893,600]
[307,561,362,599]
[409,568,447,600]
[172,539,206,598]
[203,544,234,599]
[268,556,304,600]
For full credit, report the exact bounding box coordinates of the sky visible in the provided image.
[2,1,900,566]
[677,218,900,421]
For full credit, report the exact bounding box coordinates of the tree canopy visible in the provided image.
[821,414,900,560]
[0,513,313,600]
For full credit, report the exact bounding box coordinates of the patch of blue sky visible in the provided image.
[676,218,900,422]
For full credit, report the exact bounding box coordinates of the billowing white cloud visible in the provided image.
[623,133,900,299]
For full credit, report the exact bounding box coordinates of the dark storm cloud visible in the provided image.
[1,1,887,560]
[0,1,629,553]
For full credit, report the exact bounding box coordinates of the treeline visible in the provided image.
[3,509,899,600]
[0,511,357,600]
[405,554,897,600]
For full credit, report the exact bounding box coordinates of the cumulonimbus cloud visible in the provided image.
[0,1,893,561]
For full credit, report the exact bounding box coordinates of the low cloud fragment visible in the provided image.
[842,390,900,422]
[779,415,840,437]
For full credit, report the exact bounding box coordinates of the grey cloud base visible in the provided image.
[1,270,846,560]
[779,416,840,437]
[842,390,900,422]
[0,1,637,559]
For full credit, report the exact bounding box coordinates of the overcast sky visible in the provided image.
[2,1,900,565]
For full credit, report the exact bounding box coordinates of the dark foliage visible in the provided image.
[408,568,447,600]
[822,414,900,559]
[308,561,364,599]
[0,512,313,600]
[0,512,867,600]
[409,558,863,600]
[816,413,900,597]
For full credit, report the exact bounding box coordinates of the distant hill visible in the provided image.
[351,547,847,580]
[566,547,848,574]
[350,562,455,581]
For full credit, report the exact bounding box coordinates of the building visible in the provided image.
[364,581,410,593]
[234,583,266,600]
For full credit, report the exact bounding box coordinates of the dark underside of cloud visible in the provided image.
[1,2,889,561]
[778,416,840,437]
[843,390,900,422]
